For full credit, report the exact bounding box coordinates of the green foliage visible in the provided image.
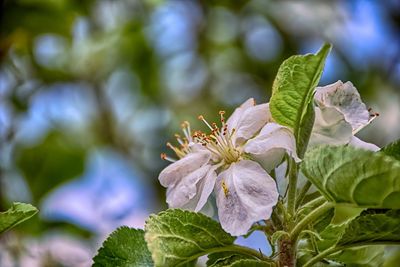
[0,202,38,234]
[228,260,274,267]
[304,210,399,266]
[337,209,400,246]
[269,43,331,157]
[296,101,316,158]
[301,145,400,208]
[330,246,384,267]
[16,132,86,202]
[92,227,153,267]
[299,245,384,267]
[383,247,400,267]
[317,224,347,251]
[207,253,274,266]
[207,252,252,267]
[330,206,365,225]
[145,209,235,267]
[297,198,335,232]
[381,139,400,161]
[300,218,385,266]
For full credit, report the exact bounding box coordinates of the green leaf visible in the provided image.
[310,210,399,266]
[331,206,364,225]
[383,247,400,267]
[299,245,383,267]
[145,209,235,267]
[301,145,400,208]
[317,223,347,251]
[92,226,153,267]
[229,260,273,267]
[296,101,316,158]
[381,139,400,161]
[0,202,38,234]
[300,221,384,266]
[313,208,335,233]
[207,252,253,267]
[337,209,400,247]
[329,246,384,267]
[270,43,331,156]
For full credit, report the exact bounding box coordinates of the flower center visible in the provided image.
[194,111,241,165]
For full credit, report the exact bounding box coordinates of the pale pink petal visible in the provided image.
[194,166,218,212]
[349,136,380,151]
[244,123,300,172]
[166,164,212,209]
[215,160,279,236]
[234,103,271,146]
[158,150,211,187]
[226,98,256,134]
[309,106,353,146]
[315,81,370,132]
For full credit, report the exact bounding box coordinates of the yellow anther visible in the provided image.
[221,180,229,197]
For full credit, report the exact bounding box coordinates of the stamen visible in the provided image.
[181,121,192,143]
[181,111,242,165]
[219,111,226,124]
[161,153,176,163]
[353,109,379,135]
[198,115,214,131]
[167,142,186,158]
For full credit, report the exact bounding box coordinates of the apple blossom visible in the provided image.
[310,80,379,151]
[159,98,299,235]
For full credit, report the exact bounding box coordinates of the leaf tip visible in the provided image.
[317,43,332,58]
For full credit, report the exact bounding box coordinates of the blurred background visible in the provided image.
[0,0,399,266]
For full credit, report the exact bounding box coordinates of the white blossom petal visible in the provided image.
[234,103,271,146]
[158,150,211,187]
[194,166,218,212]
[166,164,212,209]
[274,161,288,196]
[174,165,219,212]
[215,160,279,236]
[226,98,256,133]
[315,81,370,132]
[349,136,380,151]
[309,106,353,146]
[244,123,300,172]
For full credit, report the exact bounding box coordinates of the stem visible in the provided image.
[287,158,298,217]
[290,202,334,241]
[176,244,271,266]
[296,196,326,218]
[295,181,312,208]
[300,196,325,209]
[278,237,296,267]
[303,246,340,267]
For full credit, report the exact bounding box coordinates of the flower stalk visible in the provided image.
[290,201,334,242]
[286,158,298,217]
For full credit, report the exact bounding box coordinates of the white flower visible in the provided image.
[310,80,379,151]
[159,98,299,235]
